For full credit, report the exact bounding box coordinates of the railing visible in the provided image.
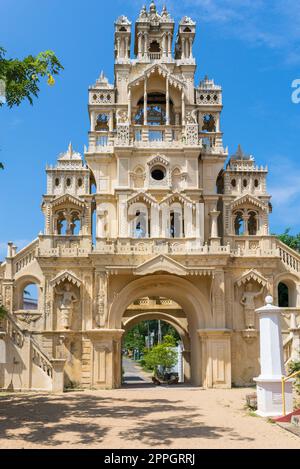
[277,241,300,272]
[95,240,231,255]
[149,52,161,60]
[14,239,39,274]
[6,313,24,348]
[5,313,54,380]
[31,337,53,378]
[38,247,90,257]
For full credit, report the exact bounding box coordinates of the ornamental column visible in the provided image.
[144,77,148,125]
[254,296,293,417]
[138,34,142,59]
[189,38,193,58]
[182,38,186,58]
[209,209,220,247]
[166,76,170,125]
[181,90,185,126]
[168,34,172,57]
[128,88,132,123]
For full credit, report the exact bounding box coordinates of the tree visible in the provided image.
[0,47,63,108]
[276,228,300,252]
[143,335,178,378]
[0,47,63,168]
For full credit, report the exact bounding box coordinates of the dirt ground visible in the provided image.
[0,386,299,449]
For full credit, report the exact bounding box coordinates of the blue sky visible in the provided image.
[1,0,300,259]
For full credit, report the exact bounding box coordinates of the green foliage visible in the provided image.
[0,47,63,108]
[276,228,300,252]
[123,320,180,354]
[143,338,178,377]
[288,360,300,394]
[0,304,7,319]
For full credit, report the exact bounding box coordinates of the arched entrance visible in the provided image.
[122,305,192,385]
[107,274,211,387]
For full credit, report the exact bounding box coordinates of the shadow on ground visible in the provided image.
[0,392,254,447]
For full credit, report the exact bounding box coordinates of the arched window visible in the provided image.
[234,211,244,235]
[248,211,257,235]
[134,93,174,126]
[70,212,81,235]
[149,40,160,53]
[278,282,289,307]
[169,203,183,238]
[22,283,38,310]
[134,210,147,238]
[202,114,216,132]
[57,212,68,235]
[95,113,109,131]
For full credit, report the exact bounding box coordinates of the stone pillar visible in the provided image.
[183,203,193,238]
[88,329,124,389]
[182,38,186,58]
[109,111,114,132]
[118,194,129,238]
[128,88,132,123]
[254,296,293,417]
[144,78,148,125]
[198,329,231,388]
[189,38,193,58]
[161,204,169,237]
[138,34,142,59]
[209,210,220,247]
[166,76,170,125]
[51,359,66,393]
[168,34,172,57]
[150,204,160,238]
[196,202,205,244]
[181,90,185,126]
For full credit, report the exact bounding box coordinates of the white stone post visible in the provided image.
[254,296,294,417]
[178,343,184,383]
[209,210,220,247]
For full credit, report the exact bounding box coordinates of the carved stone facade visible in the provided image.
[1,2,300,392]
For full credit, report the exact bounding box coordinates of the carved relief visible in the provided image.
[55,284,78,330]
[240,283,264,330]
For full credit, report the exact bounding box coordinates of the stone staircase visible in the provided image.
[0,314,65,392]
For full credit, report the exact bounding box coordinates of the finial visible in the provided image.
[265,295,273,305]
[100,70,104,80]
[150,1,156,13]
[68,142,73,156]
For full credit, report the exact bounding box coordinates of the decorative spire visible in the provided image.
[68,142,73,157]
[149,1,156,13]
[161,5,168,17]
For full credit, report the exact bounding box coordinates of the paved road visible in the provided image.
[122,357,152,385]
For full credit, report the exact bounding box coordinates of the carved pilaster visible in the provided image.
[94,272,108,328]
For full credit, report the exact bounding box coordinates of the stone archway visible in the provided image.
[123,311,192,383]
[107,274,211,387]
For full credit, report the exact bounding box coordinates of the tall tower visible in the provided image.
[85,1,227,248]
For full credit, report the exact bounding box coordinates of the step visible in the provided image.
[273,408,300,423]
[291,414,300,427]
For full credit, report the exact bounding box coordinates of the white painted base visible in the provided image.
[254,376,293,417]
